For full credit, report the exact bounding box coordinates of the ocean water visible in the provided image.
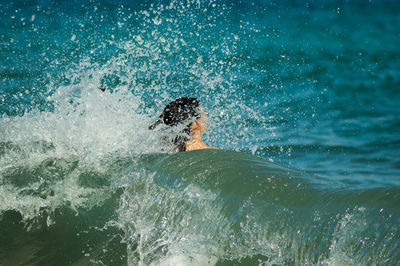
[1,0,400,265]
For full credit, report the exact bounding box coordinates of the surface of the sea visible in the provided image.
[1,0,399,265]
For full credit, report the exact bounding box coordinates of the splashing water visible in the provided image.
[1,0,400,265]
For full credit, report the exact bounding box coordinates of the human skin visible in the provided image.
[185,112,214,151]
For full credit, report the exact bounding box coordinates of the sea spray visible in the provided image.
[1,0,400,265]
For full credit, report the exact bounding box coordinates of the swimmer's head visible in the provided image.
[149,97,200,129]
[149,97,201,152]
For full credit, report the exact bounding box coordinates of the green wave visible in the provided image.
[1,146,399,265]
[122,150,400,265]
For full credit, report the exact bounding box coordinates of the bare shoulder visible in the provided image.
[186,140,216,151]
[205,145,217,150]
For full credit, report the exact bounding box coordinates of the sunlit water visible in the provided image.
[1,0,399,265]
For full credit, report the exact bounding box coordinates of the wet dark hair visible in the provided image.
[149,97,200,152]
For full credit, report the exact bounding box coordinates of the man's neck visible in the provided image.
[189,129,204,144]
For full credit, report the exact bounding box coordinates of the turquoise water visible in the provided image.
[1,0,400,265]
